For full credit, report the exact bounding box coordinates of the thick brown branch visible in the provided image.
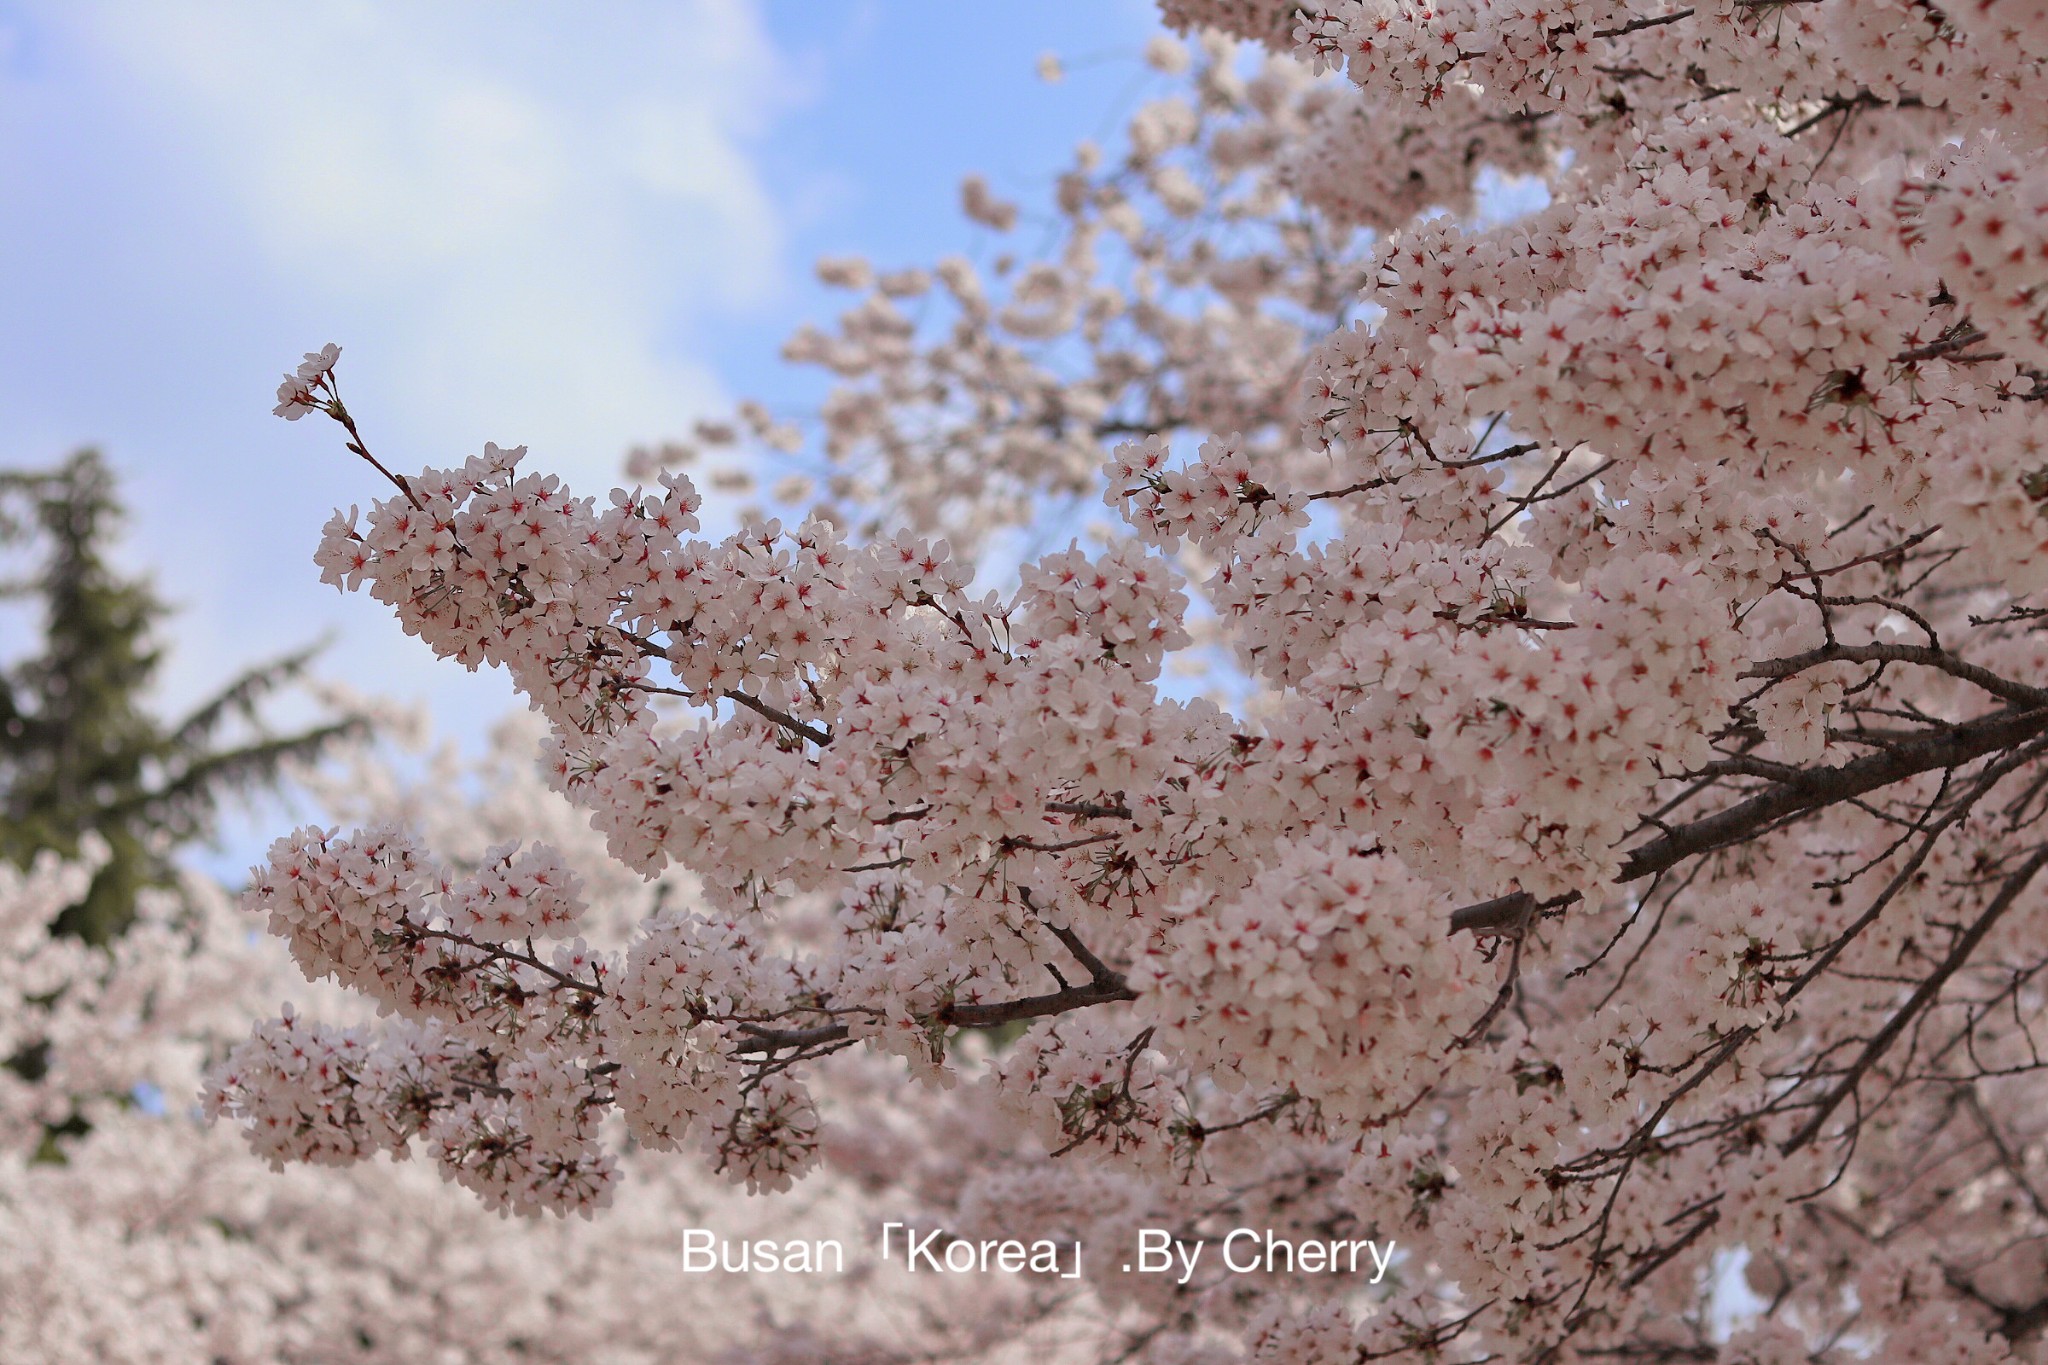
[1046,799,1136,820]
[1450,890,1539,936]
[1745,643,2048,709]
[1592,8,1693,38]
[1619,706,2048,883]
[723,689,833,746]
[1451,705,2048,934]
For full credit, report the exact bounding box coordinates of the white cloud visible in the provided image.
[55,0,793,482]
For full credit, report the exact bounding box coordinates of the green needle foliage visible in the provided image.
[0,449,365,944]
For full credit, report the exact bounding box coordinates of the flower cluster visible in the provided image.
[7,721,1012,1365]
[214,5,2048,1361]
[1135,836,1488,1126]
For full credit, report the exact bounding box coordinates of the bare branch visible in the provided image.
[1782,846,2048,1155]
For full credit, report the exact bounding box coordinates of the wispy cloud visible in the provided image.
[68,0,794,478]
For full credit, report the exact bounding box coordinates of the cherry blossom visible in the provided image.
[211,6,2048,1360]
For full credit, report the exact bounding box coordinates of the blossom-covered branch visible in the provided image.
[213,6,2048,1361]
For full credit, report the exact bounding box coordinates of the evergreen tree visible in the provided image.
[0,449,363,944]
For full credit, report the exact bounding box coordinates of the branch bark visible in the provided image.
[1450,704,2048,935]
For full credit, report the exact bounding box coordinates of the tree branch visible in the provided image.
[1744,643,2048,709]
[1781,846,2048,1155]
[1450,705,2048,934]
[732,972,1137,1055]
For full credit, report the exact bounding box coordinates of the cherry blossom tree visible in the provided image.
[7,712,1066,1364]
[226,4,2048,1360]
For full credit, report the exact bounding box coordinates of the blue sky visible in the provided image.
[0,0,1164,779]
